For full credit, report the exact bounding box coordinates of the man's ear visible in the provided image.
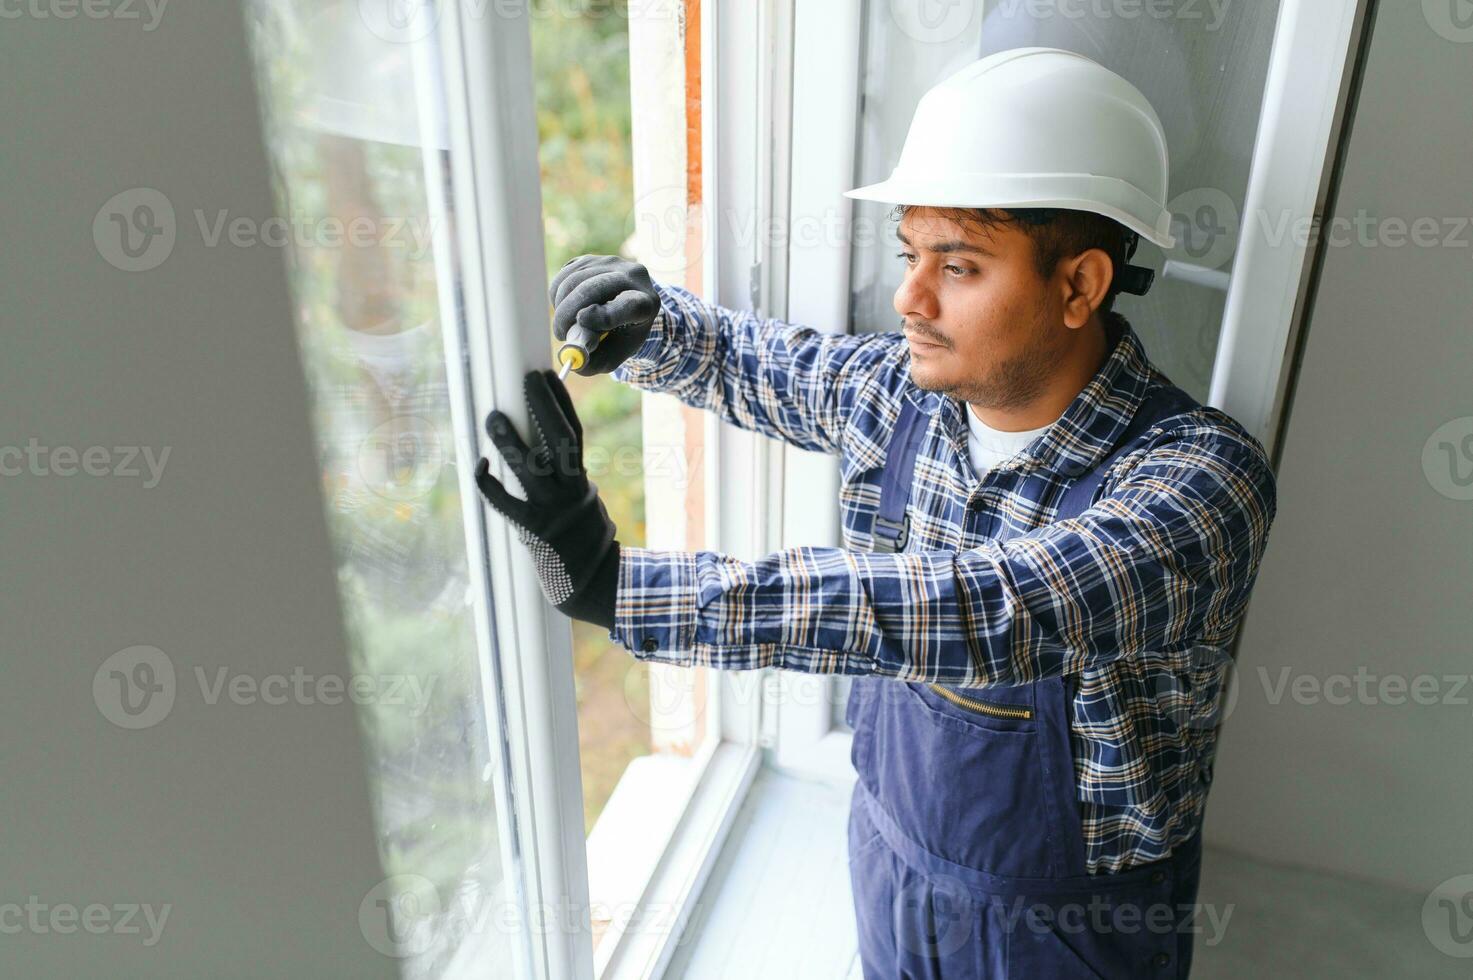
[1059,247,1114,329]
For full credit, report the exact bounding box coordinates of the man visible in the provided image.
[475,48,1277,978]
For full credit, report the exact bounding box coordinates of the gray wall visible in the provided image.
[0,5,395,977]
[1206,0,1473,893]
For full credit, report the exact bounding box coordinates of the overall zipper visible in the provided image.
[926,683,1033,720]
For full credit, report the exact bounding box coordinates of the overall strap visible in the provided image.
[870,397,929,553]
[1054,383,1198,520]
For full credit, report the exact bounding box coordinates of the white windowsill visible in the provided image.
[658,763,863,980]
[594,739,762,980]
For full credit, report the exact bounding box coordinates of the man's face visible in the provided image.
[892,208,1070,412]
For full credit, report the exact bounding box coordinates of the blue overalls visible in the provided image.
[846,382,1206,979]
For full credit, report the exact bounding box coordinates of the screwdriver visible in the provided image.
[556,323,607,381]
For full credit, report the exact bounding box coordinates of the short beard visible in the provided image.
[913,328,1059,411]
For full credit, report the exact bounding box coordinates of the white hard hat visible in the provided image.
[844,47,1176,262]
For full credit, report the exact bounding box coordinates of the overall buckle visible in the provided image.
[871,514,909,553]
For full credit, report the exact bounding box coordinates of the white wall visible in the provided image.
[1206,0,1473,892]
[0,6,395,976]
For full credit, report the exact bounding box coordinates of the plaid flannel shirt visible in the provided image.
[609,280,1278,874]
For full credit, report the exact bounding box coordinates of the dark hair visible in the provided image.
[889,204,1136,316]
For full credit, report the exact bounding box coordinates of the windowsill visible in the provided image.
[592,739,762,980]
[656,763,862,979]
[586,750,707,953]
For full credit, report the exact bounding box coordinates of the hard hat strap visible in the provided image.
[1116,264,1156,296]
[1115,230,1155,296]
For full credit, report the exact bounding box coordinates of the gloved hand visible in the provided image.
[548,254,661,376]
[474,369,619,630]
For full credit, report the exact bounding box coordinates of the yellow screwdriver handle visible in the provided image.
[556,323,605,377]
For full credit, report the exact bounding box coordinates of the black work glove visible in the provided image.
[474,369,619,631]
[548,254,661,376]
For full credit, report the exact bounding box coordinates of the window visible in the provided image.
[244,3,750,976]
[238,1,1349,974]
[525,1,722,957]
[848,1,1285,401]
[244,3,519,976]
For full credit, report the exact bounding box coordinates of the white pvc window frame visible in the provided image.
[1207,0,1374,462]
[419,0,1373,973]
[692,0,867,789]
[431,5,592,977]
[591,0,788,975]
[431,1,782,977]
[767,0,865,787]
[766,0,1374,784]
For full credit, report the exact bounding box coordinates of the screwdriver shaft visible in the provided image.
[555,323,604,383]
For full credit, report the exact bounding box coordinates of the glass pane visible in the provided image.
[527,0,718,956]
[243,4,516,976]
[849,0,1282,402]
